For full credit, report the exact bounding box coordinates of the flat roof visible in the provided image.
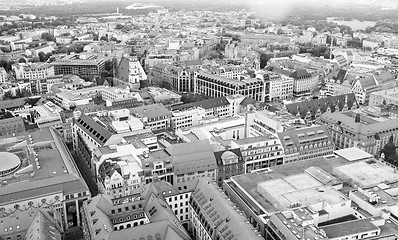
[321,219,379,238]
[334,147,373,161]
[0,152,21,173]
[334,161,398,188]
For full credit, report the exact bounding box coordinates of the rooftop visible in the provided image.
[321,219,379,239]
[334,147,373,161]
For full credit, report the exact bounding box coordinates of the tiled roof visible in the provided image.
[166,140,217,175]
[285,93,358,119]
[191,178,263,240]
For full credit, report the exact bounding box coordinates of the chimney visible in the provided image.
[355,113,360,123]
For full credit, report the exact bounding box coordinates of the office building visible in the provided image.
[194,71,265,102]
[130,103,172,131]
[52,54,105,78]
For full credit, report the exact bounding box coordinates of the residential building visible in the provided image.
[165,140,217,184]
[130,103,172,131]
[230,135,284,173]
[0,67,7,83]
[318,110,398,155]
[194,71,265,102]
[0,208,63,240]
[81,184,191,240]
[271,67,318,97]
[277,125,334,163]
[0,128,90,230]
[285,93,359,123]
[189,178,263,240]
[12,62,55,80]
[214,148,244,186]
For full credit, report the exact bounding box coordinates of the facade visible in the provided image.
[117,57,147,89]
[52,54,105,78]
[231,135,284,173]
[277,125,334,163]
[152,62,196,92]
[256,70,293,101]
[214,148,244,186]
[130,103,172,131]
[81,183,191,240]
[0,67,7,83]
[318,110,398,155]
[285,93,358,123]
[369,87,398,106]
[194,71,265,102]
[12,62,55,80]
[165,140,217,184]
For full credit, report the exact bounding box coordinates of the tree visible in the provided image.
[100,35,108,42]
[41,32,55,41]
[38,52,46,62]
[18,58,26,63]
[115,24,124,30]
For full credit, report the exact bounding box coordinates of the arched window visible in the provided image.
[28,201,34,207]
[126,224,131,228]
[119,225,124,230]
[134,222,138,226]
[14,204,20,210]
[140,220,144,225]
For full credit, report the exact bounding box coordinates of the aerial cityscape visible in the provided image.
[1,0,398,239]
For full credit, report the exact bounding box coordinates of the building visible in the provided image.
[0,67,7,83]
[0,208,63,240]
[0,128,90,230]
[52,54,105,79]
[130,103,172,131]
[223,157,353,239]
[12,62,55,80]
[32,102,63,130]
[165,140,217,184]
[194,71,265,102]
[152,62,196,92]
[189,178,263,240]
[101,87,143,107]
[277,125,334,163]
[0,115,25,136]
[230,135,284,173]
[214,148,244,186]
[285,93,359,123]
[81,183,191,240]
[318,110,398,155]
[54,86,103,110]
[369,87,398,106]
[256,70,293,101]
[117,57,147,89]
[270,67,318,97]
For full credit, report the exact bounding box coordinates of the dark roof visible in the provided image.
[0,98,27,110]
[76,114,112,145]
[336,69,348,81]
[321,219,379,238]
[285,93,358,119]
[171,97,229,111]
[214,148,243,166]
[291,68,311,78]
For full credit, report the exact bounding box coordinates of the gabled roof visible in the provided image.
[357,75,377,91]
[76,114,113,145]
[285,93,358,119]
